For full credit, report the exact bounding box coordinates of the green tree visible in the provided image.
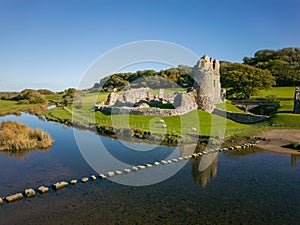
[221,62,276,99]
[243,47,300,86]
[62,88,85,106]
[13,89,46,104]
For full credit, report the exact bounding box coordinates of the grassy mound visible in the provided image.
[0,121,54,151]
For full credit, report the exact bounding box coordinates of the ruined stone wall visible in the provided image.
[106,87,153,107]
[102,55,226,115]
[294,87,300,114]
[213,108,269,124]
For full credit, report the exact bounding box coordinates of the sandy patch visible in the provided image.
[255,129,300,155]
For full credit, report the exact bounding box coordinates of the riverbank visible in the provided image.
[255,129,300,155]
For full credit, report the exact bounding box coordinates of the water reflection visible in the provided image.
[0,148,49,159]
[191,153,218,187]
[291,154,300,166]
[180,143,218,188]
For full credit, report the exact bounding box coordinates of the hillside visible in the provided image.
[243,47,300,86]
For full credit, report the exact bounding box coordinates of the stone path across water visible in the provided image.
[0,142,257,206]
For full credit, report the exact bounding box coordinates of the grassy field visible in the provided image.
[43,90,249,138]
[44,93,64,102]
[0,100,44,116]
[254,87,294,99]
[215,100,245,113]
[2,87,299,141]
[253,87,295,112]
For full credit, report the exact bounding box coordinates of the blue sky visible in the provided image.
[0,0,299,91]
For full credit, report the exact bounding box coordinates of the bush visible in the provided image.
[13,89,46,104]
[290,142,300,149]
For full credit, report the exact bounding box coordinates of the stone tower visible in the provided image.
[294,87,300,114]
[192,55,224,112]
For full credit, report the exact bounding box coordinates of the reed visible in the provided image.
[0,121,53,151]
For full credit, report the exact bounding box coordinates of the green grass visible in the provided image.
[251,87,300,126]
[42,89,257,139]
[0,100,44,116]
[43,108,73,122]
[254,87,295,100]
[252,87,295,113]
[38,87,300,140]
[44,93,64,102]
[215,100,244,113]
[269,113,300,126]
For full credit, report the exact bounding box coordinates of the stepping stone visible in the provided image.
[154,162,160,166]
[99,174,107,179]
[183,156,189,160]
[178,157,184,161]
[145,164,152,168]
[6,193,23,202]
[91,175,97,180]
[192,154,198,158]
[38,186,49,194]
[53,181,68,190]
[24,188,35,198]
[0,198,3,204]
[81,177,89,183]
[108,171,115,177]
[167,160,172,164]
[71,180,77,185]
[115,171,122,175]
[172,158,178,162]
[161,160,168,165]
[124,169,131,173]
[132,167,138,172]
[138,165,145,170]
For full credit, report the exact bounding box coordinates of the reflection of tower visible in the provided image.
[180,143,206,157]
[291,154,297,166]
[191,152,218,188]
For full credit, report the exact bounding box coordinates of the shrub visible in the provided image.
[290,142,300,149]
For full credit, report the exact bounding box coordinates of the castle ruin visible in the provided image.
[97,55,225,115]
[192,55,225,112]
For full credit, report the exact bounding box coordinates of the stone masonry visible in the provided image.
[294,87,300,114]
[98,55,225,116]
[192,55,224,112]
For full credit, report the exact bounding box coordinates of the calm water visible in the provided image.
[0,113,299,225]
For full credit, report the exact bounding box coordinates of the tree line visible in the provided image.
[91,47,299,99]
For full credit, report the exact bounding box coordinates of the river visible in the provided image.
[0,113,299,224]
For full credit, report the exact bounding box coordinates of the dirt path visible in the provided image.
[255,129,300,155]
